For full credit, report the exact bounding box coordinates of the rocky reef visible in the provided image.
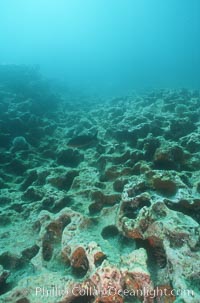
[0,65,200,302]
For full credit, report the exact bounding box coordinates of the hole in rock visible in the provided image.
[89,202,103,215]
[72,267,88,278]
[123,200,151,220]
[123,206,138,219]
[165,200,200,224]
[101,225,119,239]
[10,203,23,213]
[22,245,40,260]
[118,235,136,254]
[42,232,54,261]
[154,160,178,171]
[136,239,167,282]
[94,254,106,267]
[52,196,72,213]
[16,298,30,303]
[70,295,95,303]
[0,253,24,270]
[179,174,191,187]
[0,281,12,296]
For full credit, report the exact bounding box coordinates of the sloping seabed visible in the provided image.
[0,65,200,303]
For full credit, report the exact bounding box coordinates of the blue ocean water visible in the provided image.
[0,0,200,95]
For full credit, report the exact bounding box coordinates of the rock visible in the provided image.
[121,249,154,303]
[91,190,121,208]
[113,178,128,192]
[154,145,185,170]
[152,175,177,196]
[22,186,44,201]
[167,119,196,140]
[71,247,89,272]
[11,136,29,152]
[48,170,79,191]
[57,148,84,167]
[138,135,160,160]
[20,170,38,191]
[0,265,9,292]
[5,159,28,175]
[31,208,75,270]
[180,132,200,153]
[117,177,200,302]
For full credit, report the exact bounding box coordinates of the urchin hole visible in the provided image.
[101,225,119,239]
[70,295,95,303]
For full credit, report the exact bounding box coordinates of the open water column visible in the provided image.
[0,1,200,303]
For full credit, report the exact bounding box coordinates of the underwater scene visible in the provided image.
[0,1,200,303]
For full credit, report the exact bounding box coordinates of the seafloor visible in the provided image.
[0,66,200,303]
